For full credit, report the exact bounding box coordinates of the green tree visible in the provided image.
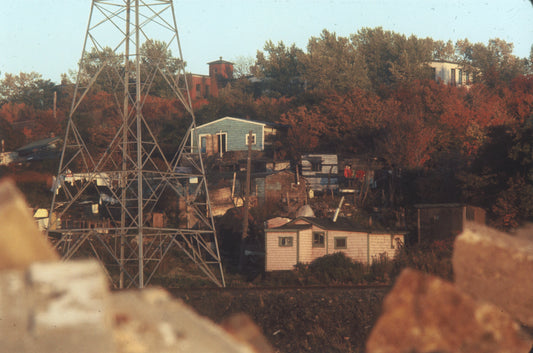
[140,39,184,97]
[253,40,304,97]
[455,38,527,86]
[0,72,56,109]
[351,28,434,93]
[76,46,123,93]
[300,29,370,93]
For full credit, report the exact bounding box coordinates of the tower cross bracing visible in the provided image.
[47,0,225,288]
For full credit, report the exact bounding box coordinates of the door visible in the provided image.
[200,136,207,153]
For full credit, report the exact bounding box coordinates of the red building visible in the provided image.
[189,57,234,107]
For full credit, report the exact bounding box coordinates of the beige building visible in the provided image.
[264,217,405,271]
[429,60,474,87]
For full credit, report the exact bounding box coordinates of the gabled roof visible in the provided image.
[194,116,281,130]
[271,216,407,234]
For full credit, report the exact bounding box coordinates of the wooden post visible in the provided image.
[239,131,253,272]
[53,91,57,120]
[417,208,421,244]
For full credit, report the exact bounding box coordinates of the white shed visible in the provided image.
[264,217,405,271]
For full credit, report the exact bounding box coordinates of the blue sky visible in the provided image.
[1,0,532,83]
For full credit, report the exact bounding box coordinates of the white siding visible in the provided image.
[369,234,404,263]
[429,61,472,86]
[298,229,313,264]
[265,219,405,271]
[265,231,298,271]
[325,230,364,262]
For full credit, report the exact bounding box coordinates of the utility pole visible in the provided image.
[53,91,57,120]
[239,130,253,272]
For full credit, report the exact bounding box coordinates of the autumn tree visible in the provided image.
[0,116,24,150]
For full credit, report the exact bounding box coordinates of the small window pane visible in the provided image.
[312,231,325,247]
[279,237,293,247]
[334,237,347,249]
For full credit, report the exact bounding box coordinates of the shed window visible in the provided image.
[279,236,293,247]
[311,161,322,172]
[312,231,325,248]
[334,237,347,249]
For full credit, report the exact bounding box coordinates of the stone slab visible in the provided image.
[453,222,533,326]
[111,288,256,353]
[0,178,58,270]
[366,268,532,353]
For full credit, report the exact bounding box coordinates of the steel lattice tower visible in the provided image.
[47,0,225,288]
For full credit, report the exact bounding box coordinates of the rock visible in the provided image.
[111,289,257,353]
[366,268,532,353]
[453,222,533,327]
[0,178,58,270]
[221,313,275,353]
[0,260,114,353]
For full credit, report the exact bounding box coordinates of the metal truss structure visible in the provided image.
[47,0,225,288]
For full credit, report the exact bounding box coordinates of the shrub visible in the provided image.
[307,252,366,284]
[390,239,454,281]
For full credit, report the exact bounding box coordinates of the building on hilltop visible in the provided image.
[189,57,234,104]
[429,60,475,87]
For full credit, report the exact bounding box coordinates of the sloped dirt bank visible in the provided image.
[170,286,390,353]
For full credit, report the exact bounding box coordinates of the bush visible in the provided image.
[307,252,366,284]
[390,239,454,281]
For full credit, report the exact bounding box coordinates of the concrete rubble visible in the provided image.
[367,222,533,353]
[0,178,270,353]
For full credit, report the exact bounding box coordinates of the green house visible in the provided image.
[191,116,280,155]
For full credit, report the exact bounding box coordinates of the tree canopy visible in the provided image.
[1,27,532,229]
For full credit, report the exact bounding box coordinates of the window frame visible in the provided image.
[334,237,347,249]
[245,133,257,146]
[312,231,325,248]
[278,236,293,247]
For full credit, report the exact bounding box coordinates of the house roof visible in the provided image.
[414,203,465,209]
[194,116,282,130]
[17,136,61,152]
[272,216,407,234]
[207,58,234,65]
[265,224,312,232]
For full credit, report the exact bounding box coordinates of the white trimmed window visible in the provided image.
[245,133,257,145]
[279,236,293,247]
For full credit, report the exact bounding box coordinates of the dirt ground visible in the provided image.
[170,286,390,353]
